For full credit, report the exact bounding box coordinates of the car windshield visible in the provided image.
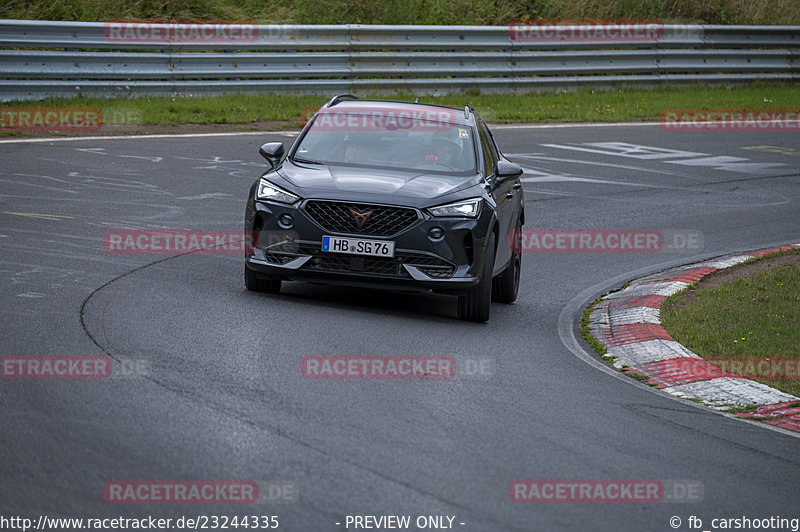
[293,108,477,175]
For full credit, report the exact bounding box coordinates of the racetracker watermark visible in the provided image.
[510,229,703,253]
[661,109,800,132]
[100,108,144,126]
[509,479,703,503]
[508,19,664,43]
[701,357,800,380]
[1,107,102,131]
[104,21,259,43]
[301,356,456,379]
[103,481,297,504]
[104,230,258,254]
[1,356,149,379]
[2,356,110,379]
[311,106,458,131]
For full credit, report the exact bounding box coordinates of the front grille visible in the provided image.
[304,201,419,237]
[308,254,403,276]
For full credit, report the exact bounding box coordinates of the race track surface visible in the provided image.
[1,124,798,531]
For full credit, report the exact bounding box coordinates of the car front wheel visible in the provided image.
[457,232,495,322]
[493,217,521,303]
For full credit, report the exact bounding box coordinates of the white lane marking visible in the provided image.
[0,177,80,195]
[510,153,690,178]
[17,292,46,298]
[543,142,786,174]
[513,154,793,205]
[177,193,233,200]
[65,172,165,193]
[174,156,266,176]
[542,142,704,159]
[516,157,673,189]
[1,172,163,195]
[176,156,252,164]
[521,190,576,197]
[665,157,784,173]
[521,172,655,187]
[75,148,163,162]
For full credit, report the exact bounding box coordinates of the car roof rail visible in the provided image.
[464,104,475,119]
[326,94,359,108]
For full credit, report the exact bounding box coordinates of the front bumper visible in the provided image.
[244,196,494,293]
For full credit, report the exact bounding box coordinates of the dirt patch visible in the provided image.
[668,250,800,309]
[1,120,301,139]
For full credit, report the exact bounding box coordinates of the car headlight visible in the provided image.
[428,198,482,218]
[256,179,301,204]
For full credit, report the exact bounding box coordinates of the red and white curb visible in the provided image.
[587,244,800,433]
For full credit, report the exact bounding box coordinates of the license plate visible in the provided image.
[321,235,395,257]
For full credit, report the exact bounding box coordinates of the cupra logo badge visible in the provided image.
[349,208,373,229]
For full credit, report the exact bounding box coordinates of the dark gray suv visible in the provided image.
[244,95,524,322]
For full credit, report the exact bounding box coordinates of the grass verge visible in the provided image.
[2,83,798,137]
[1,0,798,25]
[660,249,800,397]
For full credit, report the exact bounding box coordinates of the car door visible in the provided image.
[478,121,516,275]
[485,120,523,226]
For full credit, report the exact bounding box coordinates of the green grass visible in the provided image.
[625,371,655,385]
[581,301,608,356]
[1,0,798,25]
[661,249,800,397]
[2,83,798,136]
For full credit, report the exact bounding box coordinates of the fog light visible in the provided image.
[278,214,293,228]
[428,227,445,240]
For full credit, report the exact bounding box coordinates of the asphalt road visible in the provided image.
[1,124,799,531]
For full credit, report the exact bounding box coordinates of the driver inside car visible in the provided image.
[432,138,461,167]
[416,135,462,168]
[343,139,368,164]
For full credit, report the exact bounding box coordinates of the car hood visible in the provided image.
[278,162,481,201]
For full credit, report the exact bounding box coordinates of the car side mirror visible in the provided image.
[259,142,285,169]
[495,160,523,182]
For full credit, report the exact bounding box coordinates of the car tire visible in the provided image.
[492,218,521,304]
[244,264,282,293]
[457,232,495,322]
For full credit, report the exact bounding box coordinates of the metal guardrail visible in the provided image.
[0,19,798,100]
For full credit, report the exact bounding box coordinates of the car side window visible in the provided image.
[484,123,503,159]
[478,122,497,178]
